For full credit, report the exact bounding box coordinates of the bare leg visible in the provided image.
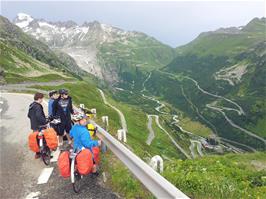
[65,132,72,144]
[58,136,63,146]
[92,164,97,173]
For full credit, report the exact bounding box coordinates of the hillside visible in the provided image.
[143,18,266,151]
[0,15,85,83]
[13,13,175,84]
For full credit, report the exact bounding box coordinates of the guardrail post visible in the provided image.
[91,108,97,118]
[79,104,85,109]
[117,129,122,141]
[150,155,163,173]
[101,116,109,130]
[123,129,127,143]
[117,129,127,143]
[101,116,108,153]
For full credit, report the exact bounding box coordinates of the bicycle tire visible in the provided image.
[72,171,81,193]
[41,146,51,165]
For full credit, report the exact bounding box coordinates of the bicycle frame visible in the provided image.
[70,150,78,183]
[38,131,44,149]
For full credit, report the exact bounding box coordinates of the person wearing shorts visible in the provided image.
[52,89,74,145]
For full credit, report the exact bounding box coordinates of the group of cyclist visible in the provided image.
[27,89,101,161]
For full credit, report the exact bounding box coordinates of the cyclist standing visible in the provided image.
[27,92,47,158]
[48,90,59,117]
[53,89,74,146]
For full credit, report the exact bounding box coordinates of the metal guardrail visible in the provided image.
[90,120,190,199]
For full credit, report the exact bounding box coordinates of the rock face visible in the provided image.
[13,13,175,83]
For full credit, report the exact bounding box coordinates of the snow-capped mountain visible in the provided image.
[13,13,34,28]
[13,13,175,82]
[14,13,137,47]
[13,13,137,79]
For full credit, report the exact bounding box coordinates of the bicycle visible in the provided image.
[68,148,101,193]
[38,117,61,165]
[69,149,82,193]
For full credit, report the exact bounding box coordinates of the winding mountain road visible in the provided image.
[184,76,245,115]
[184,77,265,145]
[206,104,266,145]
[142,73,191,159]
[1,81,75,93]
[181,86,218,135]
[146,115,157,145]
[98,89,128,132]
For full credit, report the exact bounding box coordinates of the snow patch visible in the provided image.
[101,24,113,33]
[15,13,34,28]
[38,22,56,29]
[81,27,89,34]
[17,13,33,21]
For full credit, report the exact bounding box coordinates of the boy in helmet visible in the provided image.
[70,113,101,173]
[48,90,59,117]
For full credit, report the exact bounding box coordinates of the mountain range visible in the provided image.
[13,13,175,83]
[0,13,266,199]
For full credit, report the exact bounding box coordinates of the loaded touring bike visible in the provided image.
[38,117,61,165]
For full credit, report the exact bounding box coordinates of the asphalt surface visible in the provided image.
[0,93,118,199]
[0,93,45,199]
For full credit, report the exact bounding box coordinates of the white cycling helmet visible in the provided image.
[72,112,85,122]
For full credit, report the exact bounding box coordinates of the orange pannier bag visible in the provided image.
[28,131,39,152]
[92,147,100,165]
[43,128,58,150]
[58,151,70,178]
[76,149,93,175]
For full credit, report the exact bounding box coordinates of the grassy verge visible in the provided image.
[163,152,266,199]
[101,151,154,199]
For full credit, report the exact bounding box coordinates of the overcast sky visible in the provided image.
[1,1,265,47]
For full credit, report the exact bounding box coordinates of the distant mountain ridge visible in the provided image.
[13,13,175,83]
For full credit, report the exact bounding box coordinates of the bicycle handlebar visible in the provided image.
[39,118,61,129]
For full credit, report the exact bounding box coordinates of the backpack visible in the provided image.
[76,149,93,175]
[28,132,39,152]
[92,147,100,165]
[43,128,58,150]
[58,151,70,178]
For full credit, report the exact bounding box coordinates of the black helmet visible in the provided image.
[49,90,58,97]
[59,89,68,95]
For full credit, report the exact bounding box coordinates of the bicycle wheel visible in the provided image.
[72,171,81,193]
[41,146,51,165]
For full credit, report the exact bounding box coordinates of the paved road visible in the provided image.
[191,140,204,157]
[141,73,191,159]
[1,81,74,94]
[146,115,156,145]
[189,141,197,159]
[0,93,118,199]
[0,93,46,199]
[154,116,191,159]
[98,89,128,132]
[206,104,266,146]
